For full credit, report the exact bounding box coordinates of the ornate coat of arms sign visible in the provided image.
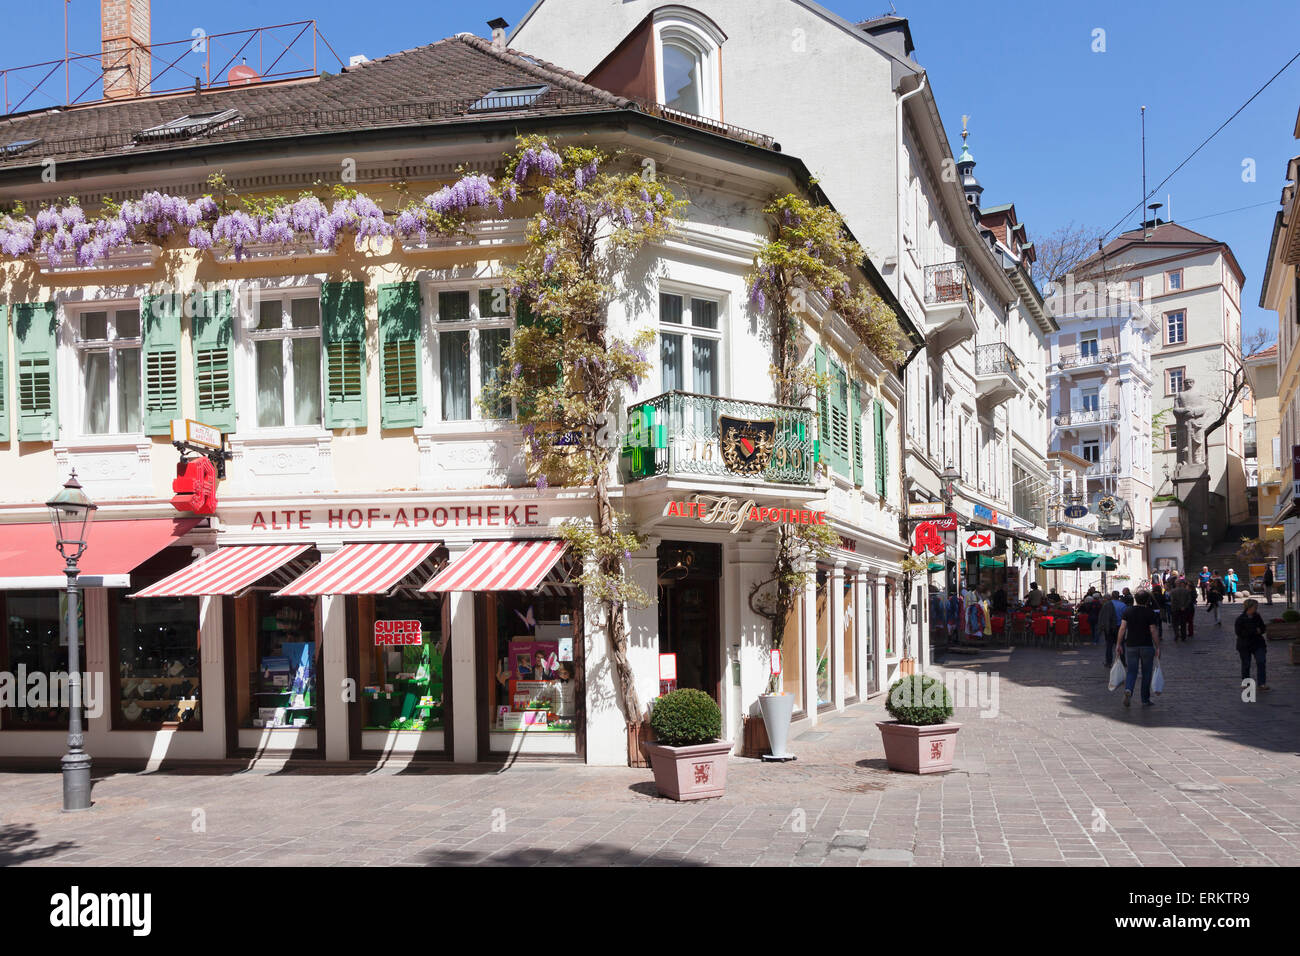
[719,416,776,474]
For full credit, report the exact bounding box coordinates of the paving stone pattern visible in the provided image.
[1,605,1296,866]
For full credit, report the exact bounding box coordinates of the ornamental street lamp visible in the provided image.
[46,470,97,811]
[940,465,961,594]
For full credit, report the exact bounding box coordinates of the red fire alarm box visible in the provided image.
[172,457,218,515]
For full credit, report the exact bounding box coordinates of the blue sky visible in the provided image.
[3,0,1297,337]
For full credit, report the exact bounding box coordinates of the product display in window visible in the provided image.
[362,595,445,731]
[250,599,316,728]
[116,595,201,726]
[1,591,82,727]
[487,592,582,735]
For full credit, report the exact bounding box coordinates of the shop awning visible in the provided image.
[0,517,201,589]
[274,542,440,596]
[421,539,567,593]
[131,544,314,598]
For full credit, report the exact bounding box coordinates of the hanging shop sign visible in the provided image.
[963,530,994,552]
[907,501,947,519]
[719,416,777,474]
[374,620,423,646]
[170,417,223,452]
[172,456,217,515]
[662,494,826,533]
[912,521,946,556]
[247,503,541,532]
[1063,504,1089,519]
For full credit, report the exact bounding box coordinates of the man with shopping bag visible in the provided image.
[1116,591,1160,707]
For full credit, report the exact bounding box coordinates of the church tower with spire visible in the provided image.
[956,116,983,212]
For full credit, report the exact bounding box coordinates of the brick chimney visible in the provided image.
[101,0,151,99]
[488,18,509,53]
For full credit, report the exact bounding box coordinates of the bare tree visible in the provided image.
[1202,327,1275,443]
[1034,221,1104,285]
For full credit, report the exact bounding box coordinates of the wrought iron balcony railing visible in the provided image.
[923,261,975,308]
[1056,348,1117,370]
[1054,405,1121,427]
[1084,458,1120,476]
[622,391,816,485]
[975,342,1025,382]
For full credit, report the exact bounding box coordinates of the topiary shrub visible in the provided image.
[885,675,954,726]
[1281,610,1300,623]
[650,688,722,746]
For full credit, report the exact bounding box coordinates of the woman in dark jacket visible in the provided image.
[1234,599,1269,691]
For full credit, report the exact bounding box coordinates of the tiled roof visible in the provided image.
[0,34,748,172]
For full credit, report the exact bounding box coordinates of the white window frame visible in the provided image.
[1079,440,1100,464]
[657,285,726,397]
[653,8,725,121]
[67,301,144,438]
[1167,366,1186,396]
[1165,310,1186,345]
[427,282,515,424]
[1166,268,1183,291]
[1079,332,1099,358]
[243,288,325,432]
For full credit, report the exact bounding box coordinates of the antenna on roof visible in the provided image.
[1140,106,1149,239]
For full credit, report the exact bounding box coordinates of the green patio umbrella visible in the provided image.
[972,554,1004,568]
[927,561,944,572]
[1040,550,1117,570]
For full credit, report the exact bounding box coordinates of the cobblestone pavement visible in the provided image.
[1,604,1296,866]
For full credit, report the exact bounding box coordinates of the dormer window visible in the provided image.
[135,108,241,142]
[653,7,726,121]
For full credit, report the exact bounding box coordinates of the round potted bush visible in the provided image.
[640,689,731,800]
[876,674,960,774]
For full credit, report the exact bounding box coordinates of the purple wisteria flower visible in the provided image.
[514,145,563,183]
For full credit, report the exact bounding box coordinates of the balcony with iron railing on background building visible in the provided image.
[974,342,1025,407]
[1054,347,1117,372]
[1054,404,1121,429]
[921,261,976,354]
[1084,458,1121,477]
[621,391,817,486]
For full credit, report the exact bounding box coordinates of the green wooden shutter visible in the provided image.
[321,281,367,429]
[829,358,851,478]
[873,400,887,498]
[851,379,863,487]
[815,344,829,467]
[142,294,182,435]
[14,301,58,442]
[378,282,422,429]
[192,289,236,433]
[0,305,9,443]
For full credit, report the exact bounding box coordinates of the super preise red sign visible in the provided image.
[375,620,422,645]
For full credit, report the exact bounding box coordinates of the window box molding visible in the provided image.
[33,243,159,275]
[399,219,527,252]
[212,242,336,264]
[226,429,334,494]
[53,436,153,498]
[416,422,526,490]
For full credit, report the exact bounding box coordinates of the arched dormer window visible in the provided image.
[652,6,726,120]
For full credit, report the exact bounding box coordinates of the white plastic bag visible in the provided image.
[1108,658,1126,691]
[1151,663,1164,696]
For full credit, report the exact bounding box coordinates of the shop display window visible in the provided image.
[0,591,83,728]
[485,591,582,734]
[842,573,856,698]
[114,594,201,729]
[780,591,803,714]
[356,594,446,732]
[245,595,317,729]
[815,569,832,708]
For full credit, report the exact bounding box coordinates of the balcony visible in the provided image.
[1054,347,1117,372]
[622,391,816,486]
[1084,458,1120,477]
[922,261,977,354]
[1054,404,1121,428]
[974,342,1025,407]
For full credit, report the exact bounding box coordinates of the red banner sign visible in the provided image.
[374,620,422,646]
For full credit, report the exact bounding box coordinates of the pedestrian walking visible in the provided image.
[1263,565,1275,605]
[1169,578,1195,641]
[1207,576,1224,625]
[1151,583,1165,637]
[1098,590,1126,668]
[1234,599,1270,692]
[1225,568,1239,603]
[1117,591,1161,707]
[1198,566,1211,603]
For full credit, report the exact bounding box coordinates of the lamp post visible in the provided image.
[940,465,961,596]
[46,470,97,811]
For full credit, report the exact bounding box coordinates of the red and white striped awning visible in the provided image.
[131,544,314,598]
[421,539,567,593]
[274,542,440,596]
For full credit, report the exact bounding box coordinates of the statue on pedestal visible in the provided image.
[1172,379,1209,470]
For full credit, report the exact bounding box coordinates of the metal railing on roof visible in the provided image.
[0,21,344,117]
[630,99,777,150]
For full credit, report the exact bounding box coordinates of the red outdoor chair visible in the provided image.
[1012,612,1029,644]
[1076,615,1092,641]
[1031,615,1051,647]
[991,615,1006,643]
[1053,616,1071,648]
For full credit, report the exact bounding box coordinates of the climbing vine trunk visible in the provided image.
[596,465,642,722]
